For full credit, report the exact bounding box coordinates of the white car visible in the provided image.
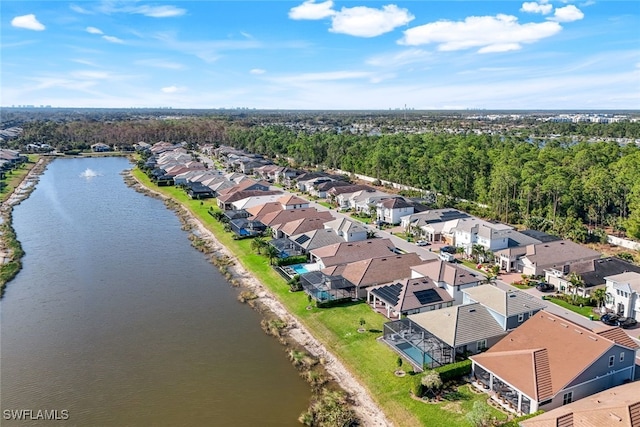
[416,240,429,246]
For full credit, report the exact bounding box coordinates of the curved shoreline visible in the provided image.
[124,169,392,427]
[0,157,50,297]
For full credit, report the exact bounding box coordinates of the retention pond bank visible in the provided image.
[0,157,310,426]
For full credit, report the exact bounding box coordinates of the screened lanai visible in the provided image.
[383,318,454,371]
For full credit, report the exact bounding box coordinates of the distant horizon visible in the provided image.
[2,106,639,114]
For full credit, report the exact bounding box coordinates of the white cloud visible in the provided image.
[549,5,584,22]
[399,14,562,53]
[131,5,186,18]
[71,59,100,67]
[160,86,180,93]
[330,5,414,37]
[250,68,266,75]
[11,14,45,31]
[521,1,553,15]
[102,35,125,44]
[289,0,335,20]
[70,4,93,14]
[86,26,103,35]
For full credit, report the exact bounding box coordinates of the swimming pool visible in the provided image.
[290,264,310,275]
[397,342,433,367]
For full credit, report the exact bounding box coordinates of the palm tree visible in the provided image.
[567,272,585,304]
[592,288,612,312]
[251,237,266,254]
[264,244,279,265]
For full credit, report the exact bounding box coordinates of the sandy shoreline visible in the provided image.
[125,170,392,427]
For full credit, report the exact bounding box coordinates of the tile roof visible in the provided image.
[259,208,333,228]
[378,197,412,209]
[216,190,281,203]
[277,194,309,206]
[290,228,345,251]
[324,252,425,288]
[578,257,640,288]
[246,202,283,220]
[524,240,601,268]
[370,277,454,312]
[409,303,507,348]
[604,271,640,292]
[463,286,546,318]
[274,216,331,237]
[310,238,396,267]
[411,260,483,286]
[520,381,640,427]
[324,217,369,235]
[470,312,638,402]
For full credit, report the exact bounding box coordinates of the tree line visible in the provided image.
[5,115,640,240]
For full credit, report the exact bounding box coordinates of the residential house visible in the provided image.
[462,286,546,330]
[470,312,638,415]
[288,228,345,254]
[185,182,214,199]
[323,217,369,242]
[327,184,374,206]
[260,209,334,236]
[277,194,310,210]
[400,209,471,242]
[295,172,334,193]
[272,216,331,240]
[309,238,397,269]
[313,180,353,199]
[376,197,415,225]
[451,218,514,255]
[521,240,601,277]
[229,218,267,238]
[410,260,483,304]
[383,303,508,371]
[231,193,285,211]
[217,190,282,211]
[322,252,426,298]
[345,189,393,213]
[91,143,111,152]
[519,381,640,427]
[545,256,640,298]
[367,277,455,319]
[604,271,640,321]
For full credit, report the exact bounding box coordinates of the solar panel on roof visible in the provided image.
[371,283,402,305]
[414,289,443,305]
[294,234,311,244]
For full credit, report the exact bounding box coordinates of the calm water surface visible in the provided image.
[1,157,310,426]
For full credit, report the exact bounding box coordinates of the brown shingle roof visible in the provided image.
[595,326,640,350]
[524,240,601,268]
[277,194,308,206]
[310,238,396,267]
[520,381,640,427]
[411,260,482,286]
[274,216,331,237]
[324,253,425,289]
[246,202,282,220]
[471,312,636,402]
[259,208,333,228]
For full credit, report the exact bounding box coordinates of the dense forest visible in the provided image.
[4,113,640,241]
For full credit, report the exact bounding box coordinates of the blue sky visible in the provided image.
[2,1,638,109]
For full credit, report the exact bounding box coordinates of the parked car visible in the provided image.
[416,240,429,246]
[600,313,620,326]
[439,251,456,262]
[535,282,554,292]
[616,317,638,329]
[440,245,457,254]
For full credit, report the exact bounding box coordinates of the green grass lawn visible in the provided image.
[546,297,600,320]
[316,201,333,209]
[0,155,39,202]
[131,168,509,427]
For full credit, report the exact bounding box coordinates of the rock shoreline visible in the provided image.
[123,169,392,427]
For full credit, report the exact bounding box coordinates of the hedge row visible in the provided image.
[275,255,308,266]
[434,359,472,382]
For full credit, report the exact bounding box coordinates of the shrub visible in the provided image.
[434,359,472,382]
[275,255,308,266]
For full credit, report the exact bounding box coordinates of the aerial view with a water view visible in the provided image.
[1,1,639,426]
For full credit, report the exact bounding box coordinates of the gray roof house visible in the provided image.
[521,240,601,277]
[382,302,508,371]
[323,217,369,242]
[462,286,546,330]
[410,260,484,305]
[367,277,454,319]
[288,228,346,253]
